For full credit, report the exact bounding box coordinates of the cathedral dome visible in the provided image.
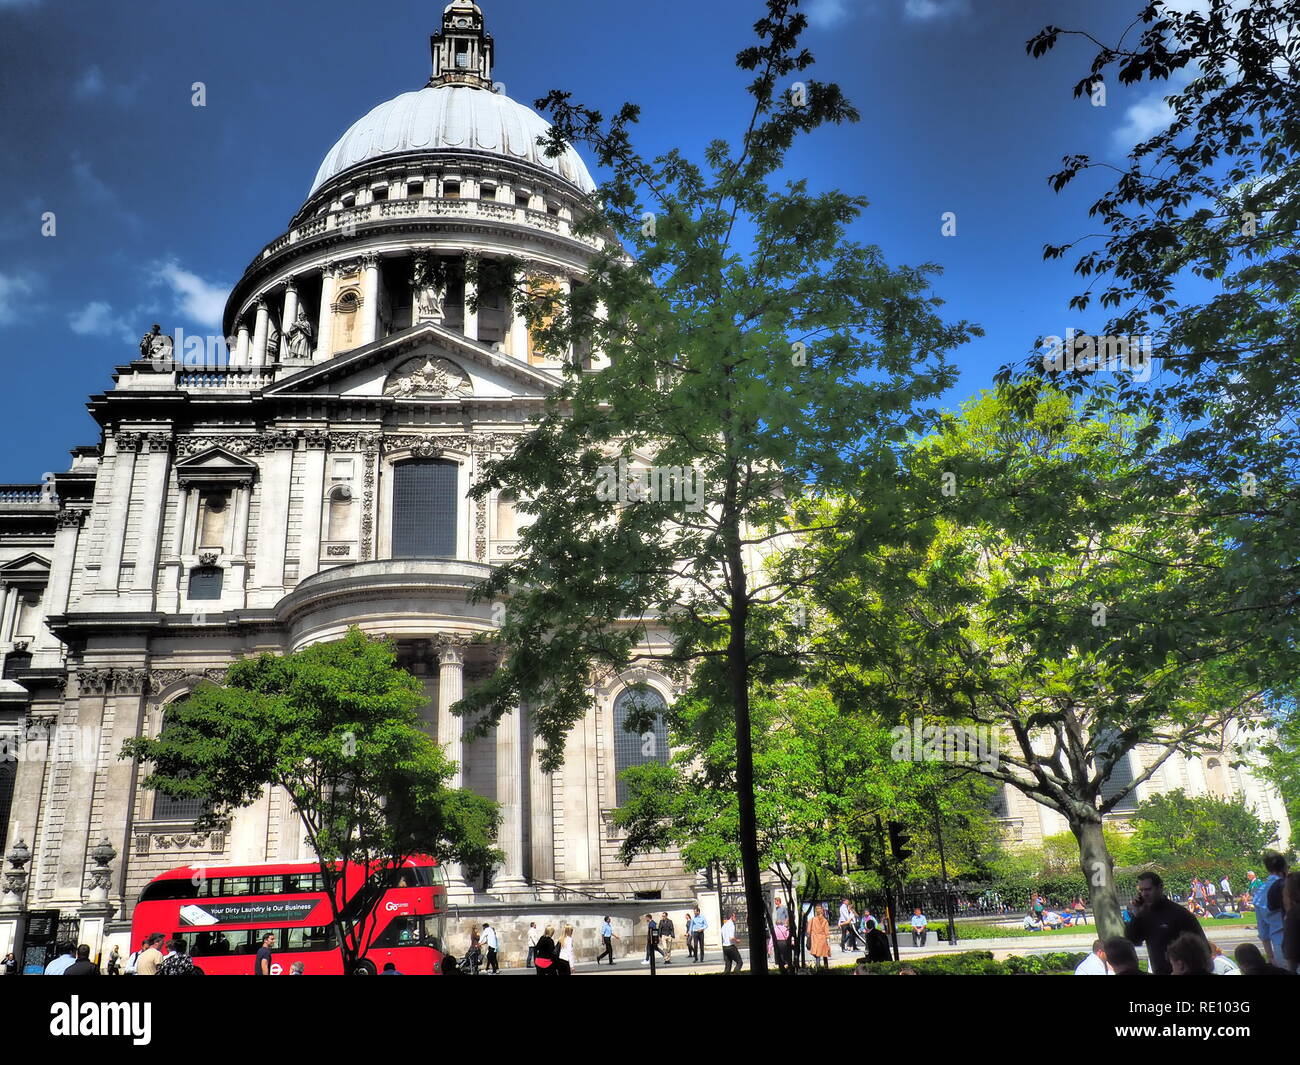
[310,84,597,198]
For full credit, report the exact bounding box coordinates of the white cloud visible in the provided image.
[68,300,136,344]
[73,66,105,100]
[806,0,849,28]
[151,261,229,330]
[0,273,33,325]
[903,0,969,20]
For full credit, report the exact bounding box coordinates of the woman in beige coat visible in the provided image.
[808,904,832,969]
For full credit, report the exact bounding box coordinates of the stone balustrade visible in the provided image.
[246,196,600,272]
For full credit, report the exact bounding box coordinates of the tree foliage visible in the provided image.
[1127,788,1279,869]
[456,0,975,972]
[122,629,501,973]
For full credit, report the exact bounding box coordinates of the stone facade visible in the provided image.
[0,2,702,964]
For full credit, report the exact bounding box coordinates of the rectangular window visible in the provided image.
[480,183,496,200]
[407,181,424,198]
[14,592,42,638]
[371,186,388,202]
[515,192,530,209]
[187,568,223,601]
[391,460,458,558]
[444,181,461,199]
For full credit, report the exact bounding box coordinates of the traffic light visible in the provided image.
[888,820,913,862]
[856,838,872,871]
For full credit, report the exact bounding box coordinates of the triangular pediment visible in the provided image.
[262,323,562,402]
[174,447,260,487]
[0,553,51,579]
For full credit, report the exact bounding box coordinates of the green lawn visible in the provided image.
[938,913,1249,941]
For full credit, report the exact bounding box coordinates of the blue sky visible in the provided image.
[0,0,1194,480]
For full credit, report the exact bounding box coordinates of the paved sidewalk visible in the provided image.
[495,922,1261,974]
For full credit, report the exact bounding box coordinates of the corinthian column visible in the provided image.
[493,700,527,894]
[462,255,479,342]
[438,642,465,787]
[438,641,472,898]
[359,254,380,347]
[316,265,337,360]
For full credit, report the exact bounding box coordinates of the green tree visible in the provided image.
[457,0,974,973]
[1021,0,1300,705]
[122,629,501,974]
[1127,789,1279,870]
[612,683,996,968]
[1259,704,1300,849]
[811,384,1270,940]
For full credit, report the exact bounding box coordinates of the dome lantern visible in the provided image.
[430,1,494,90]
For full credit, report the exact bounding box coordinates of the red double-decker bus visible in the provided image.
[131,856,448,975]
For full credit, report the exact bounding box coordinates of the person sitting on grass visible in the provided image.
[1023,912,1043,931]
[1209,942,1240,975]
[1042,910,1064,930]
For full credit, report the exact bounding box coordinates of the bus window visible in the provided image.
[221,877,252,897]
[252,875,283,895]
[424,915,446,952]
[284,926,335,952]
[285,873,324,893]
[180,930,240,957]
[372,916,420,948]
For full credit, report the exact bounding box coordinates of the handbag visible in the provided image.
[535,957,553,968]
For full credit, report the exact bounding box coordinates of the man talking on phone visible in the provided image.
[1125,871,1206,975]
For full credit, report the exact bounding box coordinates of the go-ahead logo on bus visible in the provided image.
[178,900,319,926]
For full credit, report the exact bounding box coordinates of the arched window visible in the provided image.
[391,459,458,557]
[151,707,209,822]
[613,687,668,806]
[1099,750,1139,813]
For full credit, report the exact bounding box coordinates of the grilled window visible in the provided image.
[613,688,669,806]
[391,459,458,558]
[187,567,223,601]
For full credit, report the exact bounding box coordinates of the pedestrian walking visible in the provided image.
[481,922,499,973]
[595,916,619,965]
[135,934,165,976]
[808,905,831,970]
[658,912,675,962]
[466,924,482,974]
[62,945,100,976]
[721,912,744,973]
[773,896,789,926]
[642,913,665,965]
[909,907,929,948]
[253,932,275,976]
[555,925,575,976]
[1261,853,1289,965]
[771,917,793,973]
[106,945,121,975]
[838,898,859,953]
[159,938,196,976]
[688,906,708,962]
[533,926,557,975]
[2,951,16,976]
[1219,875,1234,912]
[526,922,540,968]
[1125,871,1207,976]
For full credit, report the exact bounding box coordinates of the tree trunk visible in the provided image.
[728,599,768,974]
[1073,816,1125,941]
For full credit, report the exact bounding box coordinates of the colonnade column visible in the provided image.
[438,641,472,897]
[509,272,530,361]
[233,323,251,367]
[437,642,465,789]
[282,284,299,345]
[359,254,380,347]
[250,299,270,367]
[316,264,337,361]
[527,704,555,887]
[462,255,479,342]
[493,691,527,894]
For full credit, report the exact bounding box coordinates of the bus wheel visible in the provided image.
[352,960,377,975]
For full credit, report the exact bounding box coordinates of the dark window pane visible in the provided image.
[0,758,14,849]
[613,689,668,806]
[391,459,458,558]
[187,567,223,600]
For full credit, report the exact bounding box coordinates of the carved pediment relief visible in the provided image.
[174,446,260,487]
[383,356,474,399]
